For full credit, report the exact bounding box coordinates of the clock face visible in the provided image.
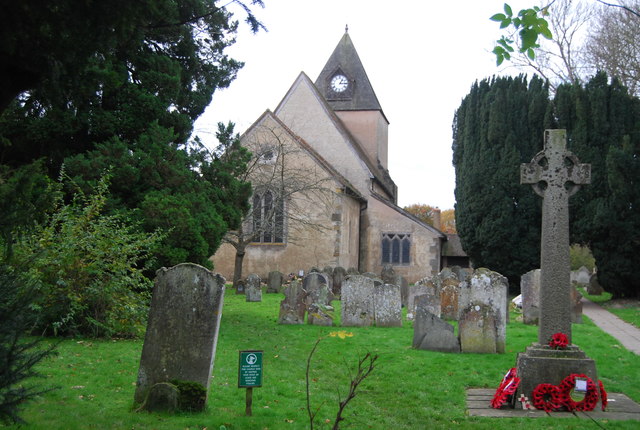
[330,74,349,92]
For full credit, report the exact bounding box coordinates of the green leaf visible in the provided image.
[504,3,513,16]
[500,19,511,29]
[490,13,507,22]
[527,47,536,60]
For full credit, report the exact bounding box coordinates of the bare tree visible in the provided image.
[584,0,640,95]
[223,119,336,286]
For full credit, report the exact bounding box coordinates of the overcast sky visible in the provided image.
[194,0,533,209]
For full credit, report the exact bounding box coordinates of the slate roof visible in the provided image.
[315,31,386,118]
[442,234,468,257]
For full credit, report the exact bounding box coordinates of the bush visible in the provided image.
[570,244,596,272]
[12,175,164,338]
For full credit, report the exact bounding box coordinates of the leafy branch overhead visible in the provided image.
[491,3,553,64]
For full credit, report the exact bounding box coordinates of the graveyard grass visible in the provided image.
[9,289,640,430]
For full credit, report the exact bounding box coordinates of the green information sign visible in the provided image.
[238,350,263,388]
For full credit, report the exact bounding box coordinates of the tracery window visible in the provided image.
[252,189,284,243]
[381,233,411,265]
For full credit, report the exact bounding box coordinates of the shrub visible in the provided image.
[12,174,164,338]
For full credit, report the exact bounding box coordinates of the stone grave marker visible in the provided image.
[341,275,375,327]
[332,266,347,297]
[406,282,430,319]
[440,279,461,320]
[573,266,591,285]
[380,264,396,285]
[245,274,262,302]
[373,284,402,327]
[278,280,306,325]
[465,268,508,352]
[516,129,597,407]
[134,263,225,407]
[303,272,332,306]
[520,269,541,325]
[412,295,460,352]
[587,273,604,296]
[266,270,284,293]
[347,267,359,275]
[458,303,498,354]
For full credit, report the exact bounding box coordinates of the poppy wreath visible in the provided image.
[532,383,562,412]
[491,368,521,409]
[599,380,608,411]
[558,374,599,411]
[549,332,569,349]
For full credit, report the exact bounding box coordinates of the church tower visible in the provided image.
[315,29,390,173]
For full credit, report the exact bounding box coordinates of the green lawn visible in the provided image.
[579,287,640,328]
[8,289,640,429]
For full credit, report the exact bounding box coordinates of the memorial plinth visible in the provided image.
[515,130,597,408]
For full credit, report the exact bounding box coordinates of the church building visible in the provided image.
[211,30,459,283]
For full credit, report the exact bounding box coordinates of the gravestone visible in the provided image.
[459,303,498,354]
[573,266,591,285]
[347,267,359,276]
[267,270,284,293]
[440,276,461,320]
[380,264,396,285]
[397,275,409,308]
[245,274,262,302]
[587,273,604,296]
[278,280,306,325]
[516,129,597,407]
[307,303,334,326]
[412,295,460,353]
[332,266,347,297]
[235,280,245,295]
[464,268,508,353]
[373,284,402,327]
[406,282,430,319]
[303,272,332,306]
[520,269,541,325]
[341,275,375,327]
[134,263,225,406]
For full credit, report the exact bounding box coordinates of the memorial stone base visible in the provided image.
[514,343,599,409]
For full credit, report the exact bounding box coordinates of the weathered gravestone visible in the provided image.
[332,266,347,297]
[440,275,461,320]
[278,280,306,325]
[461,268,508,353]
[515,130,597,407]
[587,273,605,296]
[303,272,332,306]
[235,280,245,295]
[459,303,499,353]
[521,269,541,325]
[347,267,359,276]
[374,284,402,327]
[341,275,375,327]
[407,278,438,319]
[573,266,591,285]
[245,274,262,302]
[267,270,284,293]
[380,264,396,285]
[412,295,460,353]
[304,272,334,326]
[134,263,225,408]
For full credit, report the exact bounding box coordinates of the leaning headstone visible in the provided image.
[587,273,604,296]
[307,303,334,326]
[341,275,375,327]
[245,274,262,302]
[374,284,402,327]
[380,264,396,285]
[459,303,498,354]
[332,266,347,297]
[278,280,306,325]
[267,270,284,293]
[520,269,541,325]
[303,272,332,306]
[516,129,597,407]
[412,295,460,352]
[134,263,225,406]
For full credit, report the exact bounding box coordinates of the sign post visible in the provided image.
[238,350,263,416]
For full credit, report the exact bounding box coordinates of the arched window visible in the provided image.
[381,233,411,265]
[252,189,284,243]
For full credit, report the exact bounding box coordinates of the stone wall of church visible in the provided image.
[359,197,442,283]
[334,110,388,170]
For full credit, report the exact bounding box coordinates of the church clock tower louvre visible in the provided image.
[314,28,390,176]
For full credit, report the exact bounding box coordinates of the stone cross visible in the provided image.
[520,130,590,345]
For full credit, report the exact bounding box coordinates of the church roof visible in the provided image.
[315,30,385,116]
